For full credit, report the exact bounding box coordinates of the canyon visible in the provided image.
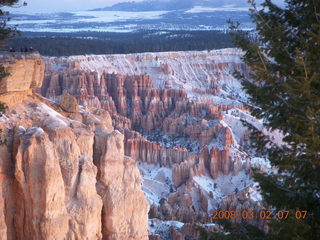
[0,49,271,239]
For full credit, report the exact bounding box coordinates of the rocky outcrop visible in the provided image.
[0,98,149,240]
[0,89,32,108]
[46,49,248,92]
[172,157,205,187]
[59,92,79,113]
[169,226,184,240]
[0,52,44,93]
[0,103,103,239]
[41,56,253,230]
[0,49,270,239]
[125,133,191,167]
[13,126,102,240]
[0,53,150,240]
[0,52,45,108]
[171,133,240,188]
[219,186,266,228]
[94,130,149,240]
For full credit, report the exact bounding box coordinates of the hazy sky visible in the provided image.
[12,0,144,13]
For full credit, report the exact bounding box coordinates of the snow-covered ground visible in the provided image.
[138,162,263,212]
[10,10,168,25]
[148,219,184,239]
[138,163,174,205]
[9,8,253,32]
[193,171,252,210]
[186,6,249,13]
[72,10,168,23]
[0,101,70,130]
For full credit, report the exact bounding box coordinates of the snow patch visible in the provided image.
[186,6,249,13]
[149,219,184,239]
[138,162,174,206]
[193,171,252,210]
[26,127,45,137]
[38,103,69,129]
[71,10,168,23]
[251,157,271,169]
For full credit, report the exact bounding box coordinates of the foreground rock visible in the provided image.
[94,130,149,240]
[0,98,149,240]
[0,52,149,239]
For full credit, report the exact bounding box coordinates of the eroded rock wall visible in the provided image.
[0,52,44,94]
[94,131,149,240]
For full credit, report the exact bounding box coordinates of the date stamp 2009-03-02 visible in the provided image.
[211,210,308,220]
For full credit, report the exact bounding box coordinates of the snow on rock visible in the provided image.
[148,219,184,239]
[193,171,252,210]
[138,162,174,205]
[247,183,263,202]
[37,102,70,129]
[0,101,72,132]
[65,48,246,102]
[26,127,45,137]
[224,108,286,148]
[262,128,286,147]
[250,157,272,174]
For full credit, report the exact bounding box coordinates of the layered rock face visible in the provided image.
[0,52,45,108]
[0,53,149,240]
[0,52,44,93]
[12,125,102,240]
[94,131,149,240]
[124,131,191,167]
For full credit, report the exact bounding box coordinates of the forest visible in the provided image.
[6,30,234,56]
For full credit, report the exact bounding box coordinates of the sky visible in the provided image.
[11,0,144,13]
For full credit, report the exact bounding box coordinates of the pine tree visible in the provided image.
[232,0,319,239]
[202,0,320,239]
